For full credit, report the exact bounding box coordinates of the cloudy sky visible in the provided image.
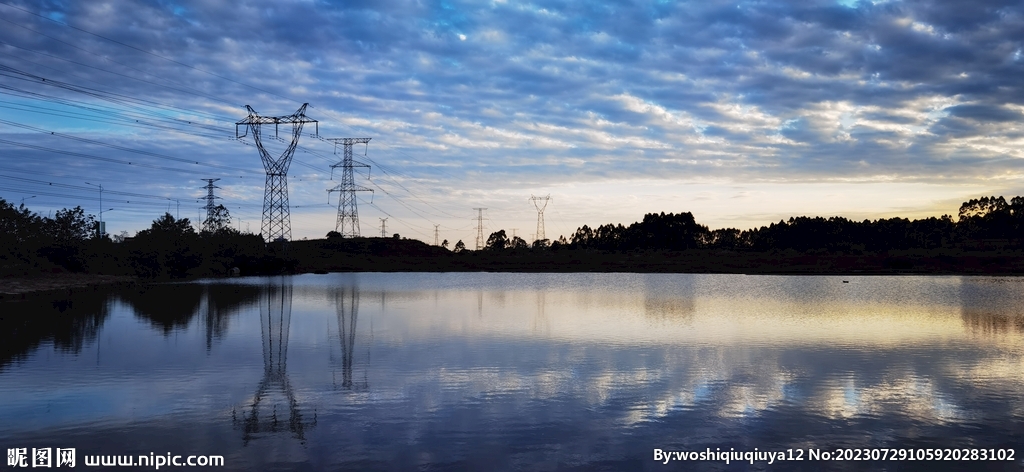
[1,0,1022,244]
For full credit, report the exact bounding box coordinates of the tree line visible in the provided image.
[5,195,1024,278]
[479,196,1024,253]
[0,199,282,278]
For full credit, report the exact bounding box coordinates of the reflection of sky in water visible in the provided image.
[1,274,1024,470]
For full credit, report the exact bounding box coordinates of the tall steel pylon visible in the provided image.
[473,208,487,250]
[201,178,221,232]
[434,224,440,246]
[326,138,372,237]
[530,195,551,242]
[236,103,318,242]
[379,217,388,238]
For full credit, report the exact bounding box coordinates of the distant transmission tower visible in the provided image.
[473,208,487,250]
[434,224,440,246]
[201,178,221,232]
[326,138,372,237]
[235,103,318,242]
[530,195,551,242]
[379,218,388,238]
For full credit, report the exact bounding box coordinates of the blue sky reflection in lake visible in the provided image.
[1,273,1024,470]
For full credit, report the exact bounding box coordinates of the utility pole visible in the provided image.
[379,217,388,238]
[326,138,372,237]
[434,224,440,246]
[236,103,318,242]
[530,194,551,243]
[201,178,221,232]
[473,208,487,250]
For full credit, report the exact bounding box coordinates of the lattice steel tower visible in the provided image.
[326,138,372,237]
[201,178,221,233]
[236,104,318,242]
[530,194,551,242]
[473,208,487,250]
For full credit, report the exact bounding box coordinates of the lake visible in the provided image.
[2,273,1023,471]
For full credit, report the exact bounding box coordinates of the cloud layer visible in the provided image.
[1,0,1023,240]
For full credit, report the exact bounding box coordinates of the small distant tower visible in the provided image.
[434,224,440,246]
[201,178,221,232]
[473,208,487,250]
[530,195,551,242]
[379,217,388,238]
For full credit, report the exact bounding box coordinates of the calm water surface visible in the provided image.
[2,273,1024,471]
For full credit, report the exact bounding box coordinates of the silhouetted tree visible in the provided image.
[509,236,528,250]
[454,240,466,253]
[130,213,201,278]
[0,198,47,271]
[45,206,95,245]
[486,230,509,250]
[202,204,232,234]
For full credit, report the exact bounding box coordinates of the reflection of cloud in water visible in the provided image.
[813,377,966,423]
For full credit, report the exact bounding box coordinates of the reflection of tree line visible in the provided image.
[961,310,1024,335]
[0,292,109,371]
[120,284,261,345]
[0,284,262,371]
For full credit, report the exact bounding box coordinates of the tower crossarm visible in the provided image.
[236,104,319,175]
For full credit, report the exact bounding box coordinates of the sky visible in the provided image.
[0,0,1022,245]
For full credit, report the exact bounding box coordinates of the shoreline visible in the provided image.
[0,273,138,302]
[4,251,1024,300]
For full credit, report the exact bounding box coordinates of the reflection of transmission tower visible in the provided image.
[201,178,220,232]
[234,282,315,444]
[530,195,551,243]
[333,287,366,390]
[473,208,487,250]
[235,104,318,242]
[326,138,372,237]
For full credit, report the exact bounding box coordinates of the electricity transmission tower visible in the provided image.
[326,138,372,237]
[201,178,221,232]
[379,217,388,238]
[473,208,487,250]
[236,103,318,242]
[530,195,551,242]
[434,224,440,246]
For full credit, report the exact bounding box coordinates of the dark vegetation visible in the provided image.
[0,282,262,372]
[1,199,285,279]
[5,195,1024,278]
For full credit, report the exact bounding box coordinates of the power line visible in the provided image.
[0,14,240,108]
[0,137,251,176]
[0,1,299,104]
[0,118,260,174]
